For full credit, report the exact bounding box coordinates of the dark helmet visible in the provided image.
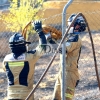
[67,14,86,32]
[9,33,31,54]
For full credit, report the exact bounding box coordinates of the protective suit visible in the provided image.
[53,33,82,100]
[45,14,86,100]
[2,21,47,100]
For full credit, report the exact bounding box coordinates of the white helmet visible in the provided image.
[67,14,86,32]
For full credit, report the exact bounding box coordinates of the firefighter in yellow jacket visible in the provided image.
[45,14,86,100]
[53,14,86,100]
[2,21,47,100]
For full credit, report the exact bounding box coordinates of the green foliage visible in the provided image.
[2,0,44,32]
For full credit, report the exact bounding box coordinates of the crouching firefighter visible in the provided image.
[2,21,47,100]
[45,14,87,100]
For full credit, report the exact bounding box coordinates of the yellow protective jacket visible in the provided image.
[64,34,81,79]
[3,45,45,100]
[53,34,82,100]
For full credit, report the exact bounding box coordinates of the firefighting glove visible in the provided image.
[32,20,47,51]
[45,32,52,41]
[32,20,44,36]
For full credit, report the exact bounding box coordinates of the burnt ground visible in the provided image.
[1,32,100,100]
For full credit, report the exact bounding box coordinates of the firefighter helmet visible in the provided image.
[9,32,31,53]
[68,14,86,32]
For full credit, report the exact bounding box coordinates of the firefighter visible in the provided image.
[2,21,47,100]
[45,14,86,100]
